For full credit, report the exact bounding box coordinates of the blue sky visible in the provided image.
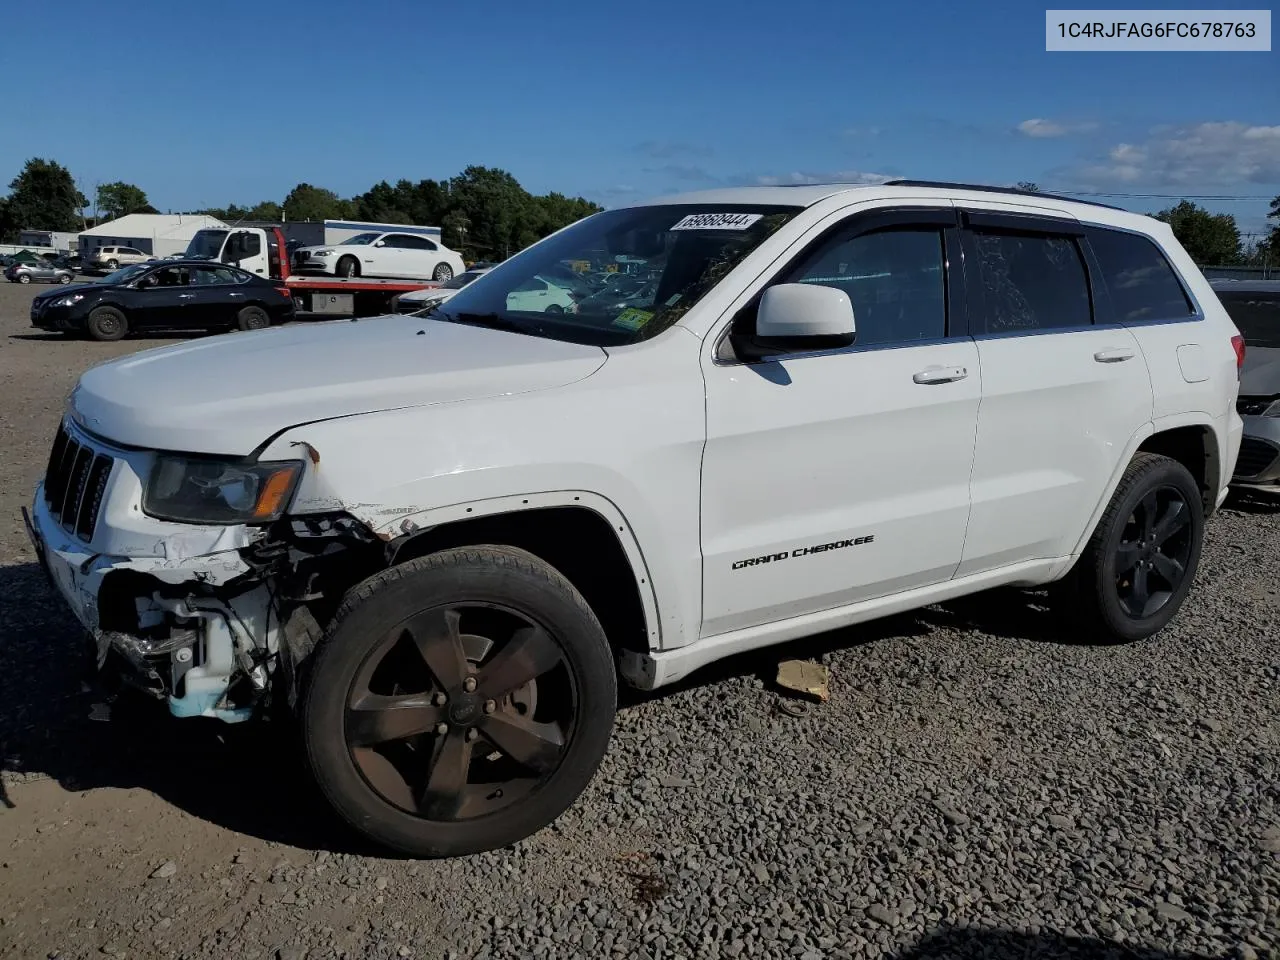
[2,0,1277,233]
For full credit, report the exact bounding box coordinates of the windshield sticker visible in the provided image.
[613,308,655,331]
[670,213,763,231]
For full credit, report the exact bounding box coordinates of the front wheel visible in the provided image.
[105,259,118,270]
[1059,453,1203,643]
[58,274,72,284]
[86,306,128,342]
[432,263,454,282]
[17,274,30,284]
[302,546,617,857]
[337,256,360,278]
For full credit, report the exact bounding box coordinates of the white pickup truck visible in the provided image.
[27,181,1244,857]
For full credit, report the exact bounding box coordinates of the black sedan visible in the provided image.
[30,261,295,341]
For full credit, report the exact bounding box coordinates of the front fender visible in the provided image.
[257,339,707,651]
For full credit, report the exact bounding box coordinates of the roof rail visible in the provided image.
[882,180,1124,211]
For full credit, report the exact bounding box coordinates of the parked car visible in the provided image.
[504,274,579,312]
[293,231,466,281]
[5,260,75,284]
[1212,279,1280,489]
[54,254,83,272]
[395,266,494,314]
[25,181,1244,859]
[88,245,151,272]
[29,260,295,340]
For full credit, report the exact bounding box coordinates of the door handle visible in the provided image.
[177,293,195,299]
[1094,347,1135,363]
[229,292,245,298]
[913,365,968,384]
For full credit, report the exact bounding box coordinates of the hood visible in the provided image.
[1240,345,1280,397]
[34,282,106,300]
[71,316,608,456]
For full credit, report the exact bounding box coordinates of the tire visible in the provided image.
[105,259,118,270]
[18,274,30,284]
[544,304,564,314]
[1059,453,1203,643]
[86,306,128,342]
[58,274,71,284]
[236,305,270,331]
[302,546,617,857]
[337,256,360,278]
[432,263,453,282]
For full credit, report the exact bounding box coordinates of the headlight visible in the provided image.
[144,455,303,524]
[53,294,85,308]
[314,250,333,257]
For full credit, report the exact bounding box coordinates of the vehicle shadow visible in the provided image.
[889,926,1215,960]
[8,330,215,343]
[0,559,1080,853]
[1222,485,1280,515]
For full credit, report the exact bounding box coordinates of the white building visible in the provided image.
[78,214,228,260]
[17,230,79,252]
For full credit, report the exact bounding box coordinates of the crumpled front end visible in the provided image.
[26,419,295,722]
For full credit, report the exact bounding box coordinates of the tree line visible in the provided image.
[3,158,1277,266]
[0,158,601,262]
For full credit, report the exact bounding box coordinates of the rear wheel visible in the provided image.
[1059,453,1203,643]
[236,305,270,331]
[337,256,360,278]
[302,546,617,857]
[86,306,128,342]
[432,263,453,282]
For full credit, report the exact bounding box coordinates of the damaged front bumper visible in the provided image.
[26,447,282,723]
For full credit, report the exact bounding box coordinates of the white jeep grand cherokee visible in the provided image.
[27,181,1245,857]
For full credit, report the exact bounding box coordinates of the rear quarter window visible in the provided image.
[1086,227,1195,323]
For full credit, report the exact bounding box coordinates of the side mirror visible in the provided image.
[373,239,386,247]
[732,283,856,361]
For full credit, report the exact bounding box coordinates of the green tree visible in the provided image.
[282,183,352,222]
[96,181,157,220]
[1014,181,1042,192]
[1266,194,1280,258]
[0,158,85,239]
[1155,200,1241,265]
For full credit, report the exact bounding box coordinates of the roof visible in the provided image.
[1210,279,1280,294]
[80,214,228,238]
[630,181,1160,229]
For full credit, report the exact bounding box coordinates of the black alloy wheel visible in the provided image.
[1113,485,1194,619]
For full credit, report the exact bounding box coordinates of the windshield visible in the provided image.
[99,264,150,285]
[185,230,227,260]
[431,205,799,346]
[341,233,381,246]
[1221,292,1280,349]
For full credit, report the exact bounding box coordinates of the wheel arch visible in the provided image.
[1067,414,1221,563]
[384,494,661,658]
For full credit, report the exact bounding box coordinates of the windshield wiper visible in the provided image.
[435,310,536,335]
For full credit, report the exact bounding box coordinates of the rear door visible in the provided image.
[956,209,1154,576]
[397,234,441,279]
[188,265,251,326]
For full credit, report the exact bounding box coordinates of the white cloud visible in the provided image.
[752,170,894,186]
[1017,118,1099,138]
[1065,121,1280,188]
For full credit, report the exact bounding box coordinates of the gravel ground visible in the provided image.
[0,277,1277,960]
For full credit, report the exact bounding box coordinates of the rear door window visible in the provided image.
[1086,227,1194,322]
[968,230,1092,333]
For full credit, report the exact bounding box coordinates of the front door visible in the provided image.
[223,230,268,276]
[699,208,981,637]
[131,265,195,329]
[955,209,1155,576]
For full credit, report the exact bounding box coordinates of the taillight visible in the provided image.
[1231,334,1246,373]
[276,287,291,299]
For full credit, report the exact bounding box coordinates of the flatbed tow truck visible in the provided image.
[183,224,442,316]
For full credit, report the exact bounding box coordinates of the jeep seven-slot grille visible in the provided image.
[43,424,114,541]
[1234,437,1279,480]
